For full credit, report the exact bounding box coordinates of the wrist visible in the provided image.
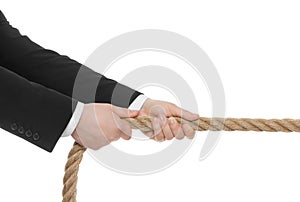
[128,94,149,110]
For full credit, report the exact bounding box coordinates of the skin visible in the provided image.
[138,98,199,141]
[72,98,199,150]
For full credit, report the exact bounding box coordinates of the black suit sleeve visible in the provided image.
[0,11,142,108]
[0,65,77,152]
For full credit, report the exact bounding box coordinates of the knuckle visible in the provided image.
[107,135,117,142]
[187,135,194,139]
[170,102,176,108]
[166,134,173,140]
[90,145,101,150]
[146,132,154,139]
[154,134,161,141]
[158,134,165,141]
[186,131,195,139]
[185,130,193,136]
[175,131,184,140]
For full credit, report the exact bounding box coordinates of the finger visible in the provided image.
[114,115,133,138]
[153,117,164,142]
[159,114,174,140]
[112,135,121,142]
[112,105,139,118]
[120,132,131,140]
[172,105,199,121]
[182,123,196,139]
[168,117,185,140]
[118,119,132,140]
[142,130,155,140]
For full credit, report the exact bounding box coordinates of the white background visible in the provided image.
[1,0,300,201]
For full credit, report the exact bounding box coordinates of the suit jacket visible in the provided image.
[0,10,142,152]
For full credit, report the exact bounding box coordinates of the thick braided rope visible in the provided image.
[62,116,300,201]
[63,142,86,202]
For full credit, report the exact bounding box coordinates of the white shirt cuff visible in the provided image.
[61,101,85,137]
[61,94,146,138]
[128,94,148,110]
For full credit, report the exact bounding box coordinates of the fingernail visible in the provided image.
[159,114,166,123]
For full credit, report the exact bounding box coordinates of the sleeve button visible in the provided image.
[25,130,32,137]
[18,127,25,134]
[33,133,40,141]
[10,123,18,131]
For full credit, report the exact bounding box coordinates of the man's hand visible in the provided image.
[139,98,199,141]
[72,103,139,150]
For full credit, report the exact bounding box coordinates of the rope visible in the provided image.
[62,115,300,201]
[62,142,86,202]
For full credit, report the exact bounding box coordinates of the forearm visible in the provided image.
[0,10,142,107]
[0,65,77,152]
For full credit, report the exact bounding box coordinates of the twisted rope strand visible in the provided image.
[62,116,300,201]
[63,142,86,202]
[124,116,300,132]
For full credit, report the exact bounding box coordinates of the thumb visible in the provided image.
[112,105,139,118]
[172,105,199,121]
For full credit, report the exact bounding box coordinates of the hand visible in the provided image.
[72,103,139,150]
[139,98,199,141]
